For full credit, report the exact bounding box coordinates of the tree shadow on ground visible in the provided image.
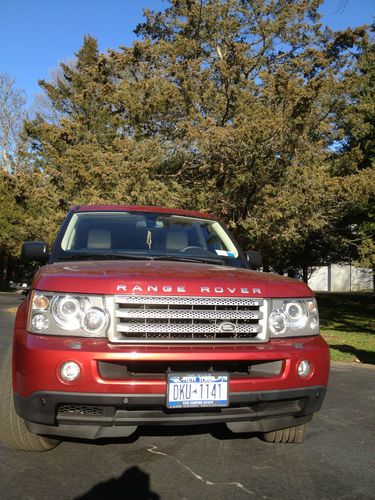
[330,344,375,365]
[75,466,159,499]
[317,293,375,335]
[322,320,375,335]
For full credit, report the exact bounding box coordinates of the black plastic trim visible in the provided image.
[15,386,326,428]
[26,414,313,440]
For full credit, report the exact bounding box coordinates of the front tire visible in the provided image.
[0,347,60,451]
[261,424,307,444]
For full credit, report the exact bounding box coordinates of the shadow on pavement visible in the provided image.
[75,466,159,499]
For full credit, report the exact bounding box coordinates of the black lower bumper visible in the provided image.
[16,386,326,440]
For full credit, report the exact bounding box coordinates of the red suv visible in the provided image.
[0,205,329,451]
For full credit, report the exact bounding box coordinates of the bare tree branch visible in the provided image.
[0,73,26,173]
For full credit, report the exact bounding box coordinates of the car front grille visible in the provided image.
[107,295,268,343]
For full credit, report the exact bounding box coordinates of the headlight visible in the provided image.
[82,307,108,335]
[51,296,88,330]
[28,291,109,337]
[268,298,319,338]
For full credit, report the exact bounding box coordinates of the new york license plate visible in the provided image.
[166,373,229,409]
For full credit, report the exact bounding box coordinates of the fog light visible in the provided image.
[60,361,81,382]
[298,360,312,378]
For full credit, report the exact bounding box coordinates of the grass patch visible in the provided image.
[316,292,375,364]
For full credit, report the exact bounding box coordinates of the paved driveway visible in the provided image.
[0,293,374,499]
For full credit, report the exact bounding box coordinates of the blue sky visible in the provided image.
[1,0,374,106]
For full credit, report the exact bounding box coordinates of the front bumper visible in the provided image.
[13,330,329,439]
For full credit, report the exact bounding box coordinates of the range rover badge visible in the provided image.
[218,322,236,333]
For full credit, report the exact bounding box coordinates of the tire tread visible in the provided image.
[261,424,307,444]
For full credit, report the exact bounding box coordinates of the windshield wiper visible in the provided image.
[152,255,223,265]
[58,253,154,261]
[58,253,223,265]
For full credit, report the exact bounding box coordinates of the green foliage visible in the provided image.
[7,1,374,274]
[328,29,375,269]
[0,172,27,276]
[21,36,188,242]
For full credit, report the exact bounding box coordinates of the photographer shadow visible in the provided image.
[76,465,159,500]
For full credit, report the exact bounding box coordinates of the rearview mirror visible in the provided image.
[22,241,49,263]
[245,250,263,270]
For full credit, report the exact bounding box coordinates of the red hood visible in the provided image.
[32,261,313,298]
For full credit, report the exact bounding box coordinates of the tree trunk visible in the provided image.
[0,251,6,287]
[302,266,308,284]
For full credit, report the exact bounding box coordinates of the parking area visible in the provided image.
[0,292,374,499]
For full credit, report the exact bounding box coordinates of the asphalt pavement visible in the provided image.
[0,292,374,500]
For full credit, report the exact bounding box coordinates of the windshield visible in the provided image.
[58,211,245,268]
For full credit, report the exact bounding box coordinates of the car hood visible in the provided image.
[32,260,313,298]
[32,260,313,297]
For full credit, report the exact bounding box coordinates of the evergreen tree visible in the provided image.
[331,31,375,270]
[23,35,187,242]
[111,0,370,273]
[0,172,27,282]
[21,3,373,276]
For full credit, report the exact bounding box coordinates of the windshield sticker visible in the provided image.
[215,250,236,258]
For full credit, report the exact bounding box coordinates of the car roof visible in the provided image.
[71,204,216,220]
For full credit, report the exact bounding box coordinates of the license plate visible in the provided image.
[166,373,229,409]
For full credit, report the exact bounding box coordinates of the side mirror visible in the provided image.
[22,241,49,263]
[245,250,263,270]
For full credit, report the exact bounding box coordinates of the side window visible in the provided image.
[202,224,224,253]
[69,219,89,249]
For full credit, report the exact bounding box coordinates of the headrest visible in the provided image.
[87,229,111,249]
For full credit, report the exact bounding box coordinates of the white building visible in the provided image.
[308,264,373,292]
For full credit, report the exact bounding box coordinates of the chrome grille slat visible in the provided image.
[116,308,262,320]
[115,295,262,306]
[117,323,262,334]
[109,295,268,343]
